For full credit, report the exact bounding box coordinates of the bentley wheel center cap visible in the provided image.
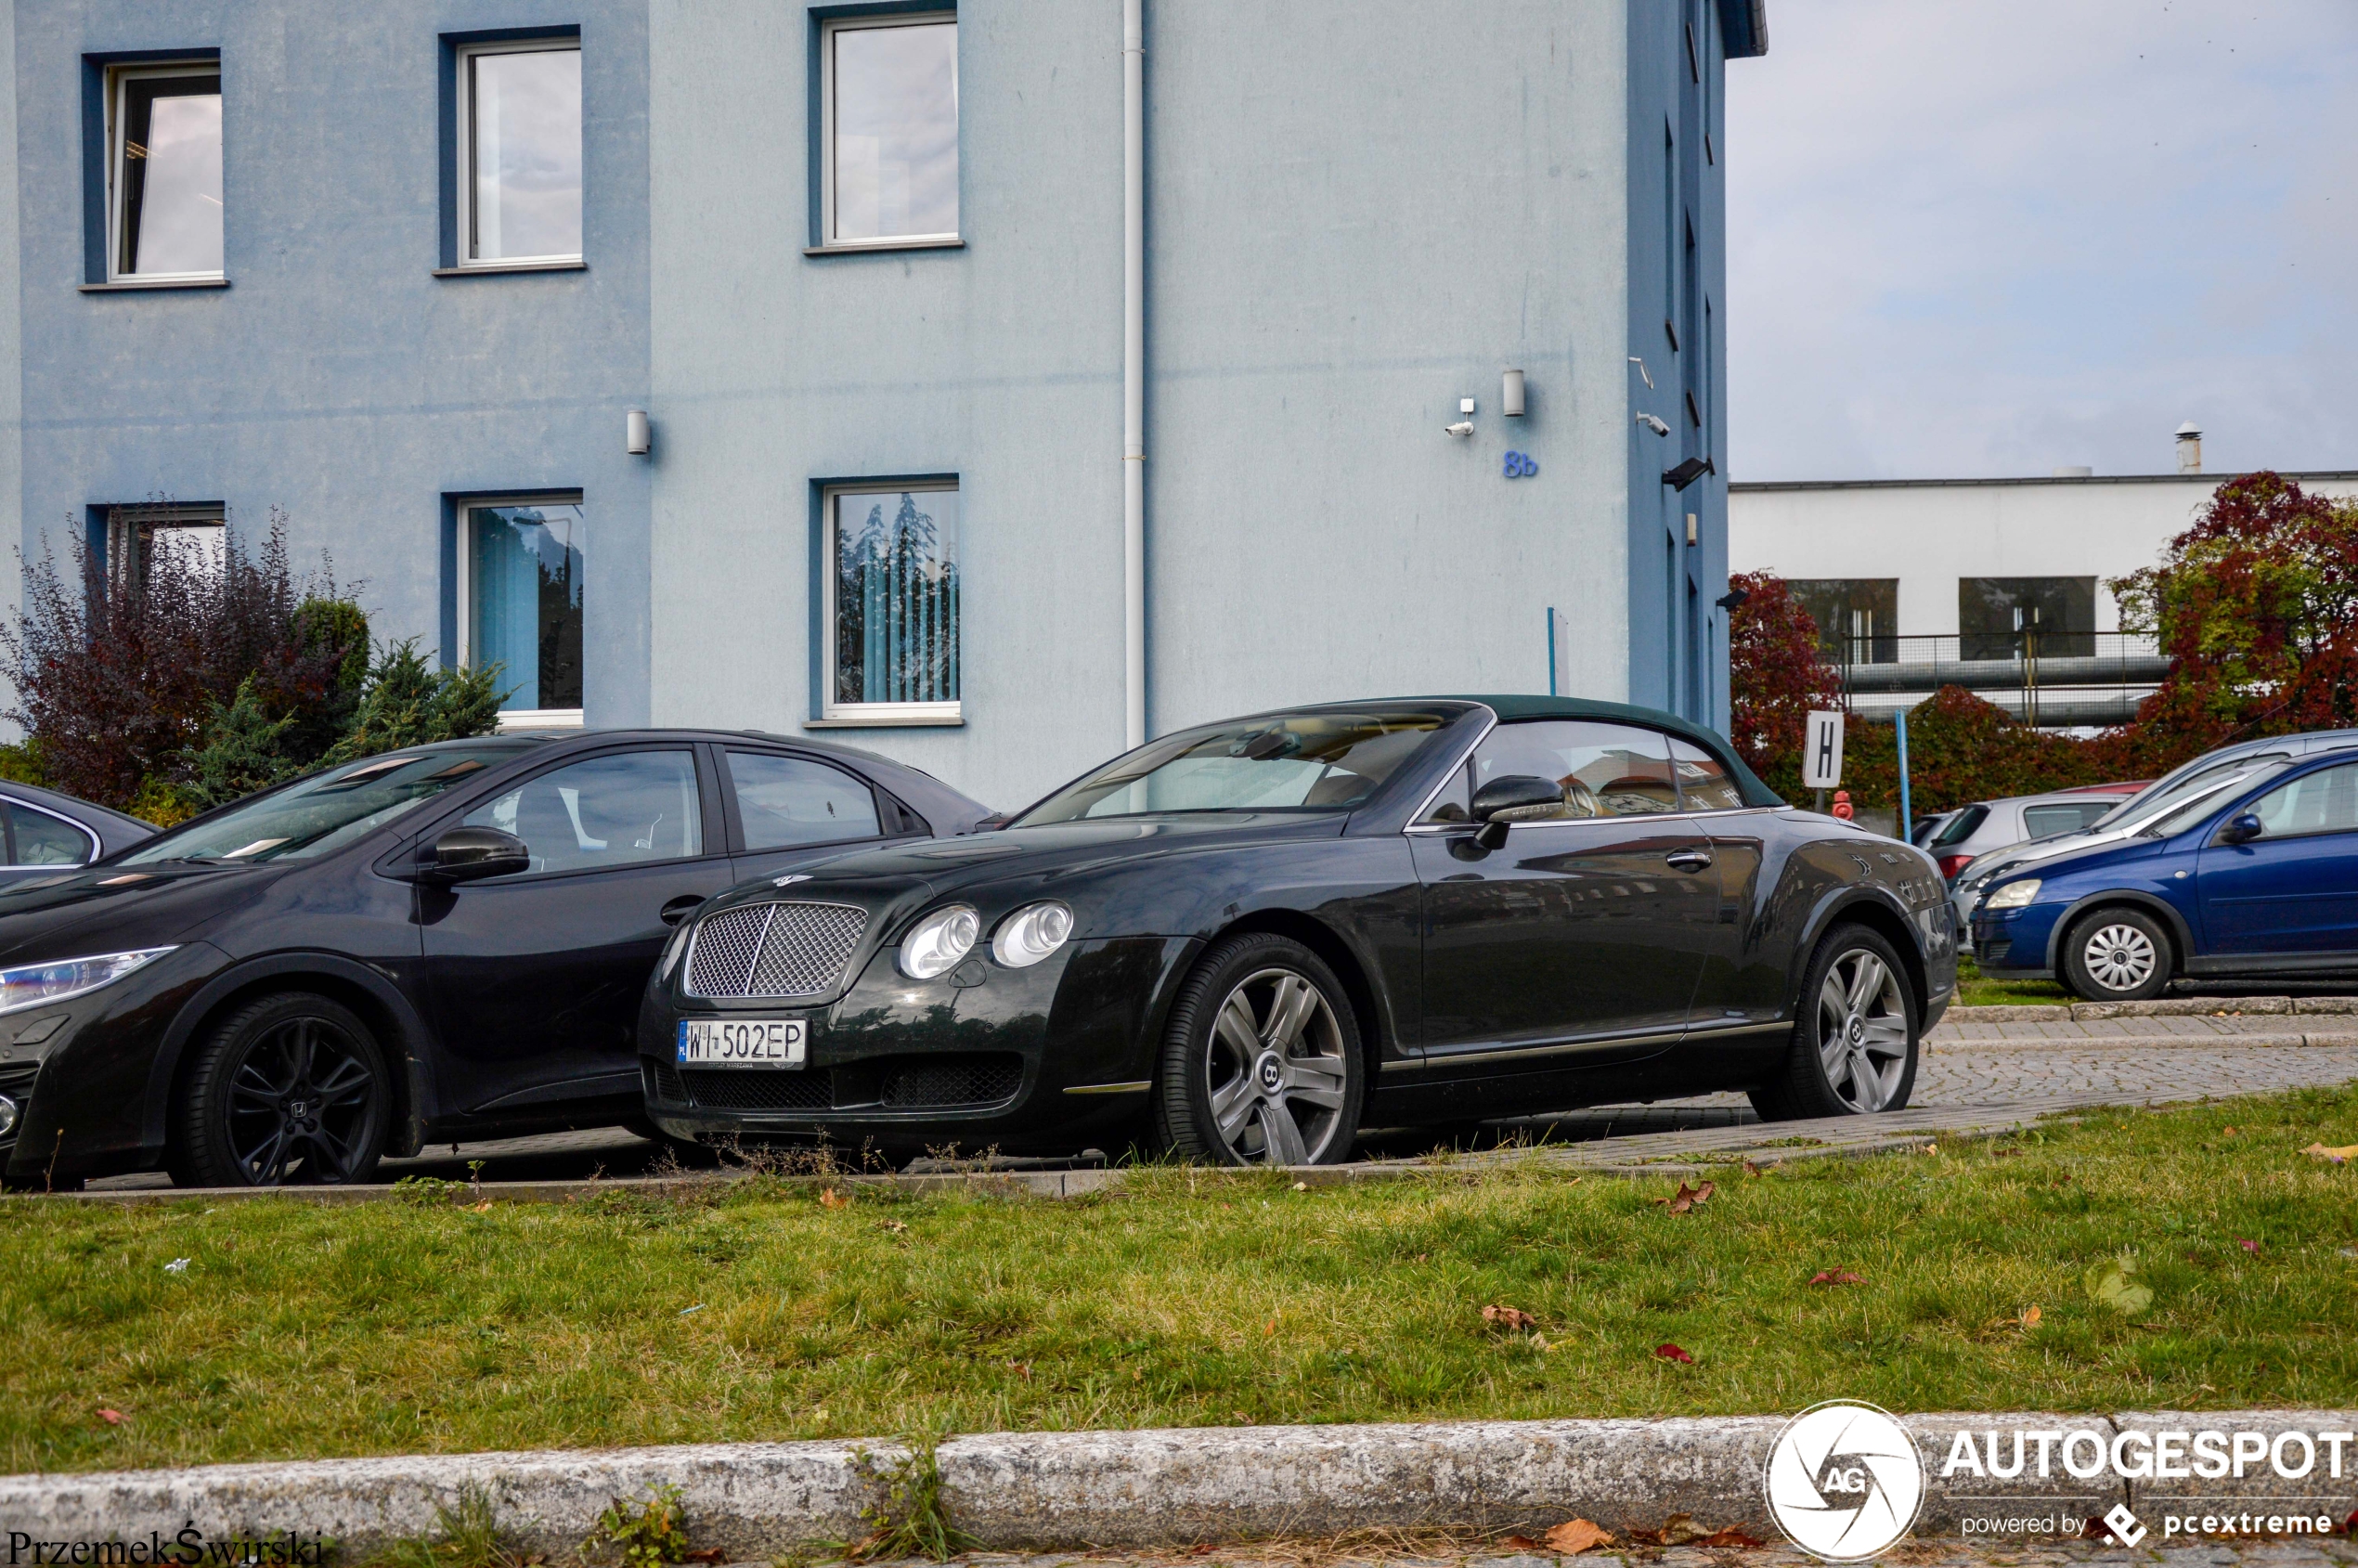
[1257,1056,1285,1094]
[1846,1017,1864,1044]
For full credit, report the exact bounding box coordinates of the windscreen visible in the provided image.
[122,747,525,865]
[2095,752,2289,830]
[1016,710,1451,824]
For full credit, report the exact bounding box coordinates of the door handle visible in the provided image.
[1665,849,1715,873]
[659,894,706,927]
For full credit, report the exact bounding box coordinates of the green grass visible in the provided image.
[1955,953,2072,1007]
[6,1090,2357,1476]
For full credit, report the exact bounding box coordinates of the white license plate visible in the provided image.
[677,1017,807,1069]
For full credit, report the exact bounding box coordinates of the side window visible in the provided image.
[462,749,702,875]
[727,751,882,850]
[2022,801,2109,838]
[1669,736,1746,811]
[2244,762,2358,841]
[1463,720,1679,821]
[6,804,94,867]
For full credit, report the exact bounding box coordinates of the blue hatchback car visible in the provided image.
[1973,745,2358,1000]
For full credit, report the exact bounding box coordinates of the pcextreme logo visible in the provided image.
[1763,1400,1927,1562]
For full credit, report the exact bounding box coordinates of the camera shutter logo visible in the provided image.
[1763,1400,1925,1562]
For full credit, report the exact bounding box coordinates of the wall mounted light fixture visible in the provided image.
[626,408,652,456]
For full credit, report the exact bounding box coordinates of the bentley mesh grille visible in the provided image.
[680,1069,836,1113]
[882,1055,1022,1109]
[686,901,869,998]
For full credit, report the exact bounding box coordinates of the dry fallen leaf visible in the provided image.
[96,1408,123,1426]
[2239,1237,2261,1254]
[1656,1180,1717,1215]
[878,1219,909,1233]
[469,1200,494,1213]
[819,1187,849,1210]
[1483,1303,1540,1331]
[1808,1269,1866,1287]
[2021,1305,2042,1328]
[1543,1518,1615,1554]
[2304,1143,2358,1164]
[1660,1516,1709,1547]
[1498,1536,1547,1553]
[683,1551,726,1565]
[1653,1341,1694,1364]
[1701,1525,1766,1549]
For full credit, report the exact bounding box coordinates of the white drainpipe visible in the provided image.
[1122,0,1147,749]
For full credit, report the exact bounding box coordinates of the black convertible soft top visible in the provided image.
[1430,693,1787,810]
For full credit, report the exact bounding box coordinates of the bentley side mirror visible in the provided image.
[2218,812,2263,847]
[419,825,531,883]
[1469,774,1564,850]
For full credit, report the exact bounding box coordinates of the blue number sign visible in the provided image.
[1503,451,1538,478]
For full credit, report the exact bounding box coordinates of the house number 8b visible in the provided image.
[1503,451,1538,478]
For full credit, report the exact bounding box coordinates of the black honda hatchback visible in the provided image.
[0,730,988,1188]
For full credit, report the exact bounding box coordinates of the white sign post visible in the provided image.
[1802,709,1845,798]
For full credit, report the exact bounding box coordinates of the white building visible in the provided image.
[1729,432,2358,727]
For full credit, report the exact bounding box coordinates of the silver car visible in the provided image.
[1948,728,2358,928]
[1926,788,2127,879]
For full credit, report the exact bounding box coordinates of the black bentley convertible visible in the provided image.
[641,697,1960,1165]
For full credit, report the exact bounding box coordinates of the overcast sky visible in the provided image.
[1726,0,2358,483]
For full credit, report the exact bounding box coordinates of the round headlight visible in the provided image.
[991,901,1074,968]
[0,1095,17,1137]
[899,904,980,979]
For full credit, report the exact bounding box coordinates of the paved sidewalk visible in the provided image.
[1931,1013,2358,1045]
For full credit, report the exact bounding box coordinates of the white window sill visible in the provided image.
[806,713,964,730]
[498,708,587,732]
[81,277,228,292]
[803,237,965,257]
[433,259,588,277]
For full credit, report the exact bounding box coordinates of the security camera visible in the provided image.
[1636,412,1671,437]
[1444,421,1475,437]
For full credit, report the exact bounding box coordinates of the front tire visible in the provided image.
[2060,907,2172,1002]
[1152,934,1366,1166]
[171,993,392,1187]
[1751,925,1919,1121]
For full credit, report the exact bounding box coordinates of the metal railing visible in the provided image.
[1827,631,2167,729]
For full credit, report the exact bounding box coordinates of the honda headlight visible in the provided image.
[899,905,980,979]
[991,901,1073,968]
[1983,879,2042,912]
[0,948,176,1016]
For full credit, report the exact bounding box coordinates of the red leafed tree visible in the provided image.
[1726,570,1840,799]
[2110,472,2358,758]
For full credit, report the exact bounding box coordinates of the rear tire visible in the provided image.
[170,993,392,1187]
[1750,925,1919,1121]
[2060,907,2172,1002]
[1151,934,1366,1166]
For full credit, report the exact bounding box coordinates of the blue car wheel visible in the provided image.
[2060,907,2172,1002]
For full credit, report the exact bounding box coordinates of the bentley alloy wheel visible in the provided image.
[1157,934,1366,1167]
[1751,925,1920,1121]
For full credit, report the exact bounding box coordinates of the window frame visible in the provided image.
[0,798,100,871]
[1414,719,1696,829]
[814,10,961,254]
[105,59,224,285]
[445,744,719,885]
[817,477,962,727]
[451,491,587,730]
[451,36,585,272]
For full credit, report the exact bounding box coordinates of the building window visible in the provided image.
[100,502,226,588]
[455,40,582,266]
[1791,579,1898,665]
[823,483,960,722]
[108,63,223,281]
[819,13,958,249]
[460,498,584,721]
[1959,577,2094,661]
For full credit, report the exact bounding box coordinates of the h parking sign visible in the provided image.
[1803,710,1845,790]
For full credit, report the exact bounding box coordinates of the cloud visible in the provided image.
[1727,0,2358,480]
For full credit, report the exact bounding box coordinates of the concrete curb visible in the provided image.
[1959,996,2358,1022]
[4,1412,2351,1555]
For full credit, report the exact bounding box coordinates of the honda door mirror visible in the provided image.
[420,825,531,883]
[1469,774,1564,850]
[2218,812,2264,847]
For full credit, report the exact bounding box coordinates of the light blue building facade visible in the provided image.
[0,0,1761,810]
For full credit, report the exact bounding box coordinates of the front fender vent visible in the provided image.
[686,901,870,999]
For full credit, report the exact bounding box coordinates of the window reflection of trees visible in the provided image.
[836,493,959,705]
